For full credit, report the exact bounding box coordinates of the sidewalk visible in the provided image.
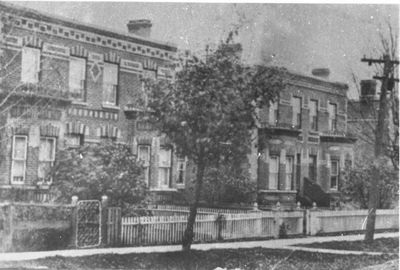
[0,232,397,262]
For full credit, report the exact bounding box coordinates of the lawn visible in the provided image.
[0,248,397,270]
[294,237,399,254]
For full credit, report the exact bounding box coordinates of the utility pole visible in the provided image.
[361,54,399,243]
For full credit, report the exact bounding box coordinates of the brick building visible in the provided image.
[0,3,356,207]
[251,69,356,208]
[0,2,187,201]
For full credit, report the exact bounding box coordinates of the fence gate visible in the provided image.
[76,200,101,248]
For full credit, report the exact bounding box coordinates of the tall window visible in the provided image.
[292,97,302,128]
[21,47,40,83]
[330,160,339,190]
[285,156,294,190]
[328,103,337,131]
[176,158,186,185]
[138,145,151,186]
[11,135,27,184]
[158,147,172,188]
[309,155,317,182]
[103,63,118,106]
[38,137,56,183]
[296,154,301,190]
[309,99,318,131]
[269,155,279,190]
[69,57,86,101]
[268,101,278,125]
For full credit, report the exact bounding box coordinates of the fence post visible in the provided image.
[101,195,108,246]
[69,196,78,248]
[274,209,281,238]
[217,214,225,241]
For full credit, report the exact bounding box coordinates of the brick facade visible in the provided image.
[0,2,186,201]
[253,73,356,208]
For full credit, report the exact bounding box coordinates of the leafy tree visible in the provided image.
[200,164,256,206]
[146,37,287,250]
[49,142,148,208]
[341,158,399,209]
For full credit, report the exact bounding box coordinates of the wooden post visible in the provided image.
[69,196,78,248]
[101,195,108,246]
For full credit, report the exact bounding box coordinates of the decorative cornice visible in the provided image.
[0,3,177,62]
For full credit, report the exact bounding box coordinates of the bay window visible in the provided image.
[21,47,40,83]
[103,63,118,106]
[11,135,28,184]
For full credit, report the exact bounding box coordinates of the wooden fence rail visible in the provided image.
[109,210,304,246]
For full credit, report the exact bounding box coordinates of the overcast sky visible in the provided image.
[10,1,399,98]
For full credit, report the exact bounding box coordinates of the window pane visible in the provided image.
[12,160,25,178]
[159,148,171,167]
[103,84,117,104]
[177,159,186,184]
[65,135,81,147]
[269,101,278,125]
[13,136,26,159]
[331,161,338,175]
[21,47,40,83]
[69,58,86,100]
[138,145,150,164]
[158,168,170,187]
[269,156,279,189]
[38,162,52,180]
[292,97,302,126]
[103,63,118,84]
[39,138,55,161]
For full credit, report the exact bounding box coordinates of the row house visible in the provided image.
[0,2,187,201]
[251,69,356,208]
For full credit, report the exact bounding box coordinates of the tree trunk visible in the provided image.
[182,155,205,251]
[365,54,391,243]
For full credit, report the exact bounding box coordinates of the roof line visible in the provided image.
[0,1,177,52]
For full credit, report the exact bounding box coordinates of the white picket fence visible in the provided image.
[117,210,304,246]
[306,209,399,235]
[120,215,218,245]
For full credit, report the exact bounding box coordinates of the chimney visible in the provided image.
[127,20,152,38]
[360,79,377,100]
[312,68,330,79]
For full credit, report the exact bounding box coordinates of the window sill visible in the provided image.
[0,184,36,190]
[176,184,185,189]
[102,104,120,110]
[150,188,178,192]
[36,183,52,188]
[72,100,88,106]
[258,189,297,194]
[328,189,340,193]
